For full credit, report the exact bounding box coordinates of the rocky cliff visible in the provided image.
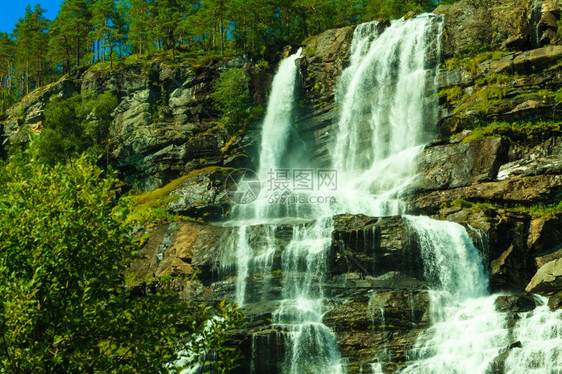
[1,56,271,191]
[3,0,562,372]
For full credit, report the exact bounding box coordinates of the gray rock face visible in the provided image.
[1,59,270,192]
[416,138,509,191]
[2,78,77,145]
[435,0,539,57]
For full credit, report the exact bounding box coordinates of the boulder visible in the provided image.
[495,293,538,312]
[525,257,562,293]
[548,291,562,309]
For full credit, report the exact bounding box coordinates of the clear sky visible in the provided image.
[0,0,63,34]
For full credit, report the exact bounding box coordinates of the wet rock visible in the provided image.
[414,174,562,214]
[490,341,523,374]
[324,290,430,371]
[438,206,536,291]
[525,257,562,293]
[495,294,538,313]
[299,25,354,103]
[527,217,562,259]
[332,215,425,281]
[548,292,562,310]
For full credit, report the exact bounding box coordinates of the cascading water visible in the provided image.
[504,297,562,373]
[400,216,562,374]
[221,9,561,374]
[225,47,345,373]
[402,216,511,373]
[331,16,443,216]
[225,14,444,374]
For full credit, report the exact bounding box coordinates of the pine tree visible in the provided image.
[128,0,153,54]
[48,0,91,71]
[13,5,49,95]
[89,0,116,63]
[0,33,15,113]
[153,0,185,59]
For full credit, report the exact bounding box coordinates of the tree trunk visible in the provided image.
[220,16,224,57]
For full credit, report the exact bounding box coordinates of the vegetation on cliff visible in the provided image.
[0,144,243,373]
[0,0,453,113]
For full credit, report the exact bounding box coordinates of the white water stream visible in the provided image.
[221,11,561,374]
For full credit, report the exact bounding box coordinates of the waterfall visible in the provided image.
[233,48,306,222]
[196,8,562,373]
[403,216,511,373]
[504,296,562,373]
[401,216,562,374]
[331,15,443,217]
[272,218,344,374]
[225,14,445,373]
[226,47,346,373]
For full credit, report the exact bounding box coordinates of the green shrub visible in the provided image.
[211,68,255,134]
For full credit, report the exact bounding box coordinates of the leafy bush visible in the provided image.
[37,90,118,164]
[210,68,252,134]
[0,144,243,373]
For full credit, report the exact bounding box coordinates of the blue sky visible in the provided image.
[0,0,63,33]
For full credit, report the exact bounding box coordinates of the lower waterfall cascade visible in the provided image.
[217,12,562,374]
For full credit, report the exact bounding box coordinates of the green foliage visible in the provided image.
[444,50,510,73]
[556,88,562,104]
[513,202,562,219]
[48,0,91,72]
[462,121,561,143]
[0,144,243,373]
[362,0,434,21]
[211,68,252,134]
[36,91,118,164]
[13,4,49,95]
[179,300,245,374]
[514,89,555,101]
[475,73,512,87]
[439,86,463,103]
[448,198,562,219]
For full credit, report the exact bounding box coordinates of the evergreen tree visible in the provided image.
[0,33,15,113]
[153,0,185,58]
[128,0,153,54]
[13,5,49,95]
[48,0,91,71]
[89,0,116,63]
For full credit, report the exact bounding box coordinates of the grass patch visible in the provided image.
[445,50,510,73]
[462,121,561,143]
[448,199,562,219]
[122,166,234,225]
[513,202,562,219]
[439,86,463,103]
[475,73,513,87]
[133,175,190,206]
[514,89,555,101]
